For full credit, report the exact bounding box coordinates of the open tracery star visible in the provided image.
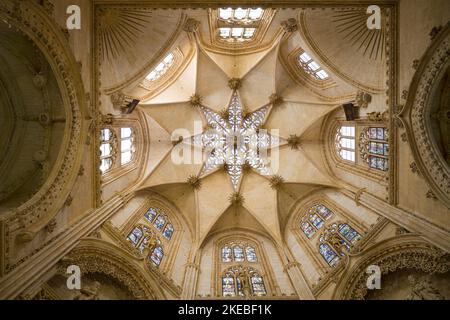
[190,89,280,190]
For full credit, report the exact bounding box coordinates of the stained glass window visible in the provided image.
[233,246,244,262]
[251,273,266,296]
[154,215,167,231]
[298,51,330,80]
[222,246,232,262]
[245,246,257,262]
[309,214,324,229]
[336,125,356,162]
[150,246,164,266]
[301,221,316,238]
[222,273,235,296]
[301,204,334,238]
[319,243,339,267]
[163,223,174,240]
[144,208,157,222]
[221,267,267,297]
[315,204,333,220]
[338,223,362,244]
[360,127,389,171]
[127,226,143,245]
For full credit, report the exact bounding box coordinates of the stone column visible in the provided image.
[343,189,450,251]
[284,262,315,300]
[181,263,200,300]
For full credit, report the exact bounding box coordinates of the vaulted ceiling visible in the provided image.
[97,6,388,248]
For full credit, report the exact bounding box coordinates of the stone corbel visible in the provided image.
[355,90,372,108]
[183,18,200,33]
[281,18,298,33]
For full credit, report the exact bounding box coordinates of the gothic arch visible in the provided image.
[58,239,166,300]
[398,22,450,207]
[207,231,281,297]
[0,1,88,240]
[332,234,450,300]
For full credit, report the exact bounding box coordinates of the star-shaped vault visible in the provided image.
[137,35,355,246]
[190,90,280,190]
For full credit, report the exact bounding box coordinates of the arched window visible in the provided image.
[298,51,329,80]
[220,241,258,263]
[142,207,174,240]
[300,204,334,238]
[360,127,389,171]
[217,8,264,42]
[154,214,167,231]
[221,266,266,297]
[222,246,232,262]
[319,243,340,267]
[335,125,356,162]
[120,127,134,165]
[233,246,244,262]
[245,246,257,262]
[318,222,362,267]
[163,223,174,240]
[99,128,116,173]
[144,52,175,82]
[150,246,164,266]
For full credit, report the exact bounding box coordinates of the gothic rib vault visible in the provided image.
[137,40,338,246]
[0,0,449,301]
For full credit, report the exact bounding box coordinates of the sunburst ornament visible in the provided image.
[190,90,280,190]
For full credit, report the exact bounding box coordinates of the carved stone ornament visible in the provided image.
[406,23,450,206]
[183,18,200,33]
[58,244,161,300]
[334,239,450,300]
[281,18,298,33]
[0,0,86,238]
[355,90,372,108]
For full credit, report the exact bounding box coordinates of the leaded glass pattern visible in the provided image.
[144,208,158,222]
[120,127,134,165]
[144,52,175,82]
[335,125,356,162]
[217,8,264,42]
[220,241,258,263]
[300,204,334,238]
[338,223,362,244]
[221,266,267,297]
[250,273,266,296]
[194,91,278,190]
[245,246,257,262]
[143,207,174,241]
[233,246,244,262]
[318,222,363,267]
[154,215,167,231]
[222,246,232,263]
[150,246,164,266]
[127,226,143,245]
[319,243,340,267]
[222,273,236,296]
[301,221,316,238]
[360,127,389,171]
[163,223,174,240]
[99,128,116,173]
[298,51,330,80]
